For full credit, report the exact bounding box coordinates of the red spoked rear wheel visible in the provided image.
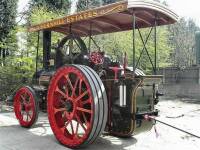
[47,65,108,148]
[14,86,39,128]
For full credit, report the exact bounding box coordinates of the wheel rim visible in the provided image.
[14,87,36,127]
[48,66,94,147]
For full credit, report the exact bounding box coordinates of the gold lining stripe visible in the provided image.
[129,78,142,135]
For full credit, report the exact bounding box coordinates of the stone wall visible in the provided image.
[158,67,200,98]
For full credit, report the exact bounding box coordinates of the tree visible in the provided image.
[77,0,100,11]
[102,0,121,5]
[31,0,70,11]
[168,18,199,68]
[0,0,17,41]
[0,0,18,66]
[76,0,121,11]
[25,0,70,71]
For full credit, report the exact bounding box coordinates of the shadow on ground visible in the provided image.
[0,112,137,150]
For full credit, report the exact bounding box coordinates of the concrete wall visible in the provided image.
[158,67,200,98]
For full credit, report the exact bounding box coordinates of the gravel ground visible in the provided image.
[0,97,200,150]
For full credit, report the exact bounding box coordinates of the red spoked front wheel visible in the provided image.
[47,65,108,148]
[14,86,39,128]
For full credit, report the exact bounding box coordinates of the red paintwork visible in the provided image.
[109,67,123,81]
[14,87,37,127]
[47,66,94,148]
[89,52,104,65]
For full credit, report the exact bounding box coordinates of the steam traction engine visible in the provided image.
[13,0,178,148]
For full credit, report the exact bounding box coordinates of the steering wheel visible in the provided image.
[56,34,88,68]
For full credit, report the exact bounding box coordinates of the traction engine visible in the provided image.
[13,33,161,148]
[12,0,179,147]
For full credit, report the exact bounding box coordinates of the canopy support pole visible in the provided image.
[154,19,157,75]
[88,22,92,53]
[132,13,136,74]
[36,31,40,73]
[43,30,51,70]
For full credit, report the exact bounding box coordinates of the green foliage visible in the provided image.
[102,0,121,5]
[0,1,19,99]
[31,0,70,12]
[0,53,35,100]
[0,0,18,67]
[28,6,65,25]
[0,4,66,100]
[77,0,100,11]
[1,0,200,100]
[77,0,121,11]
[90,26,171,73]
[27,6,65,60]
[0,0,18,41]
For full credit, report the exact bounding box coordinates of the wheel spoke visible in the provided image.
[65,86,69,98]
[65,120,71,127]
[81,98,91,105]
[76,115,86,132]
[63,111,70,120]
[27,112,32,119]
[72,78,79,97]
[75,122,79,135]
[64,75,73,91]
[26,113,29,122]
[20,95,25,100]
[28,100,33,106]
[70,121,75,135]
[54,107,66,113]
[81,112,88,124]
[26,100,34,110]
[20,95,26,104]
[61,120,71,134]
[55,86,67,98]
[76,107,92,114]
[21,111,26,119]
[60,99,66,106]
[79,79,82,95]
[75,90,89,102]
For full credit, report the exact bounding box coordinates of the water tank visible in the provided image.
[195,31,200,65]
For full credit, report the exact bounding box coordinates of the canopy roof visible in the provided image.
[28,0,178,36]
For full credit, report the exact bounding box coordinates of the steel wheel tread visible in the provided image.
[80,65,108,145]
[75,65,108,146]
